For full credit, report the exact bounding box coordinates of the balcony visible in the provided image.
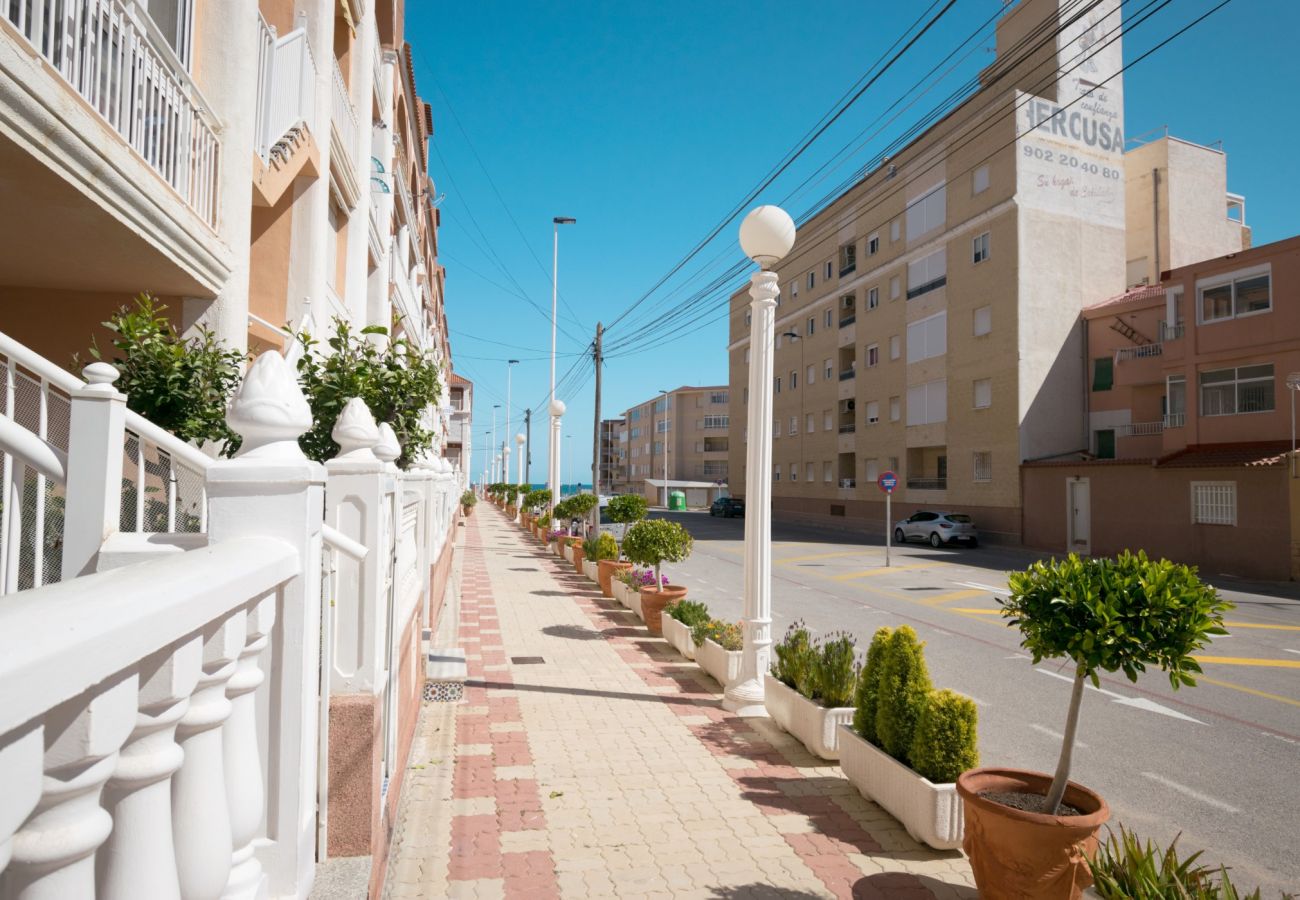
[3,0,220,228]
[839,315,856,328]
[1158,322,1185,342]
[1164,412,1186,428]
[838,369,856,381]
[329,56,360,208]
[1115,343,1162,363]
[839,478,857,489]
[907,477,947,491]
[1117,421,1164,437]
[838,424,856,434]
[255,14,317,161]
[906,276,946,300]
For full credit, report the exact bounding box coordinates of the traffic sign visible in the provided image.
[877,471,898,494]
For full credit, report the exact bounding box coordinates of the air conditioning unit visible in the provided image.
[841,295,854,309]
[846,400,856,411]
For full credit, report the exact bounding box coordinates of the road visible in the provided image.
[650,509,1300,896]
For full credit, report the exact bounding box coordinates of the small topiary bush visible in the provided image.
[592,532,619,561]
[812,632,860,708]
[909,689,979,783]
[772,622,815,692]
[606,493,648,524]
[875,625,933,764]
[622,519,693,586]
[668,599,710,627]
[853,627,893,745]
[526,489,551,512]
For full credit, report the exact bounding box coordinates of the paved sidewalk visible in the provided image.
[384,504,976,899]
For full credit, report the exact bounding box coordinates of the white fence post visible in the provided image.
[60,364,126,580]
[203,352,325,899]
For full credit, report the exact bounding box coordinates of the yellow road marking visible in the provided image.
[832,562,932,581]
[1197,676,1300,709]
[1223,621,1300,632]
[777,549,879,565]
[917,589,986,607]
[950,607,1003,615]
[1191,655,1300,670]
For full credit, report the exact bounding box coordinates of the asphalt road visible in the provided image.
[650,509,1300,896]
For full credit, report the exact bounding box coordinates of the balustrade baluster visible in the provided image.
[98,638,202,900]
[0,724,44,878]
[223,593,276,899]
[3,677,138,900]
[172,611,246,900]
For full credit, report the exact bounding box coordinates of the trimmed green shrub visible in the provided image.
[772,622,815,692]
[606,494,648,524]
[853,627,893,745]
[567,493,598,517]
[812,633,859,708]
[622,519,693,585]
[909,690,979,783]
[460,490,477,508]
[668,599,710,627]
[525,489,551,512]
[875,625,932,764]
[592,532,619,561]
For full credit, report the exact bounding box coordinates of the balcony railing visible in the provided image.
[330,56,359,158]
[254,13,317,161]
[1115,343,1163,363]
[838,369,856,381]
[838,424,856,434]
[1158,322,1185,342]
[907,477,947,490]
[1118,421,1165,437]
[839,315,856,328]
[839,478,856,489]
[4,0,220,227]
[1164,412,1186,428]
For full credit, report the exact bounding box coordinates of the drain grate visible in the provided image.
[510,656,545,665]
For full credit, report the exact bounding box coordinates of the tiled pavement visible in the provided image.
[384,504,977,899]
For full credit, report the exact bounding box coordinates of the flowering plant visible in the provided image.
[619,567,668,588]
[547,529,570,542]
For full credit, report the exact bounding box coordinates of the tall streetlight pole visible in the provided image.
[659,389,670,507]
[491,404,500,483]
[549,216,577,509]
[725,205,796,717]
[516,433,526,484]
[505,359,518,488]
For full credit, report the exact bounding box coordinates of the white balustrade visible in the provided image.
[255,13,317,160]
[330,57,358,165]
[2,0,221,227]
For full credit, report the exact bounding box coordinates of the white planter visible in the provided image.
[697,639,741,689]
[838,725,964,850]
[582,560,598,581]
[562,545,573,563]
[763,675,853,760]
[611,580,628,608]
[661,615,696,660]
[629,588,644,621]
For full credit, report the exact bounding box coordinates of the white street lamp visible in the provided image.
[1287,373,1300,478]
[549,216,577,508]
[515,433,526,485]
[724,205,796,717]
[491,404,500,483]
[505,359,518,486]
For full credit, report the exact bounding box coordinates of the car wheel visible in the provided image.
[893,528,905,543]
[968,538,979,548]
[929,532,943,548]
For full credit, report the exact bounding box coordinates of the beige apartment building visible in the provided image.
[621,385,731,505]
[726,0,1246,542]
[599,416,628,493]
[0,0,462,461]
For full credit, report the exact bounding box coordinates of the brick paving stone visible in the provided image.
[384,504,975,899]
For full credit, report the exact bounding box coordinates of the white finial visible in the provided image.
[374,423,401,465]
[80,362,120,394]
[227,352,312,459]
[331,398,379,460]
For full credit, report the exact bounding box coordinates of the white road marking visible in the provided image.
[962,695,990,708]
[1140,772,1240,814]
[1004,653,1030,660]
[1035,670,1205,724]
[954,580,1010,595]
[1285,649,1300,656]
[1029,723,1088,749]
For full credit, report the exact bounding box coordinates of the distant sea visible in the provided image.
[527,483,591,496]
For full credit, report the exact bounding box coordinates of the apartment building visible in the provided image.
[599,417,628,493]
[726,0,1246,542]
[621,385,731,505]
[1022,235,1300,580]
[446,373,473,472]
[0,0,460,463]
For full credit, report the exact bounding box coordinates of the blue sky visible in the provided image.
[407,0,1300,485]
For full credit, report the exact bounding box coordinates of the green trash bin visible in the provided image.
[669,490,687,511]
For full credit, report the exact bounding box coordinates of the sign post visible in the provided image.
[877,471,898,567]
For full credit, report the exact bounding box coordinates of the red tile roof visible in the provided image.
[450,373,473,387]
[1084,283,1164,313]
[1155,441,1293,469]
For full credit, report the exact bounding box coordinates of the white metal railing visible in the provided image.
[1164,412,1186,428]
[1115,343,1163,363]
[3,0,221,227]
[330,55,358,157]
[1118,421,1165,437]
[1159,321,1185,342]
[839,478,856,489]
[0,332,211,595]
[255,12,317,160]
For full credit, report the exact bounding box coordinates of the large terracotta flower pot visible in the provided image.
[639,585,687,636]
[506,505,517,519]
[598,560,632,597]
[462,505,474,517]
[572,544,585,574]
[956,767,1110,900]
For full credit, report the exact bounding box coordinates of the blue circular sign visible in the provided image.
[877,471,898,494]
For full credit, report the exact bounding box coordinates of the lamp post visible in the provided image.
[516,433,526,485]
[1288,373,1300,478]
[491,404,500,482]
[658,389,670,507]
[549,216,577,508]
[724,205,796,717]
[505,359,518,487]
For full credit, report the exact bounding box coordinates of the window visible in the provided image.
[710,391,729,404]
[825,261,834,281]
[790,371,798,389]
[889,335,900,360]
[868,233,880,255]
[745,310,751,327]
[789,416,798,435]
[744,348,750,365]
[839,242,857,276]
[1166,375,1186,426]
[807,316,816,336]
[695,441,704,452]
[791,279,799,299]
[1198,269,1270,323]
[973,378,992,409]
[866,344,879,367]
[890,275,901,300]
[742,387,748,404]
[1192,482,1236,525]
[890,219,900,242]
[973,164,989,195]
[973,451,992,482]
[906,311,947,362]
[889,396,900,422]
[773,418,781,437]
[775,376,781,394]
[808,271,816,290]
[702,415,728,429]
[866,401,879,424]
[823,410,833,431]
[807,462,815,482]
[823,308,833,328]
[791,463,799,482]
[906,379,947,425]
[630,427,641,439]
[1095,429,1116,459]
[906,183,946,241]
[806,413,814,433]
[656,419,670,433]
[973,232,990,264]
[865,459,879,482]
[1092,357,1113,391]
[774,465,781,482]
[888,455,899,473]
[807,364,815,385]
[841,293,855,311]
[825,358,833,380]
[868,287,879,310]
[824,461,833,483]
[1200,365,1275,415]
[973,305,992,336]
[907,248,947,298]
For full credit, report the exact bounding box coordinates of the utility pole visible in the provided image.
[524,408,532,485]
[591,322,603,533]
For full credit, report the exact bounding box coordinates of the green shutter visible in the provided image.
[1092,357,1114,391]
[1096,430,1115,460]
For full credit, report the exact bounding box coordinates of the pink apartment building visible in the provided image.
[1022,235,1300,580]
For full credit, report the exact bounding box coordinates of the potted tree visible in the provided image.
[766,626,860,761]
[526,490,551,539]
[958,552,1230,898]
[621,519,693,635]
[460,490,477,517]
[584,532,618,584]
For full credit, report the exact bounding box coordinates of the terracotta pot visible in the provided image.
[597,560,632,597]
[462,505,474,517]
[956,767,1110,900]
[572,545,585,574]
[639,585,687,636]
[507,505,517,518]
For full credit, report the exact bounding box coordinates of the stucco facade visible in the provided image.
[621,385,731,498]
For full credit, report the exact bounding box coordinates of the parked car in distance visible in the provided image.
[598,496,627,541]
[893,511,978,548]
[710,497,745,518]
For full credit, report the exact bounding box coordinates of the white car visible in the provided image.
[893,511,979,548]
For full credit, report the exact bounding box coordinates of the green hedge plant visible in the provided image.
[1002,551,1231,813]
[460,490,477,508]
[526,489,551,512]
[812,633,859,708]
[592,531,618,561]
[1087,826,1292,899]
[875,625,933,764]
[668,599,710,627]
[621,519,693,587]
[772,622,816,694]
[909,689,979,783]
[853,627,892,745]
[606,494,648,524]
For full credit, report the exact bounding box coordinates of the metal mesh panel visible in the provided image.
[171,457,206,533]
